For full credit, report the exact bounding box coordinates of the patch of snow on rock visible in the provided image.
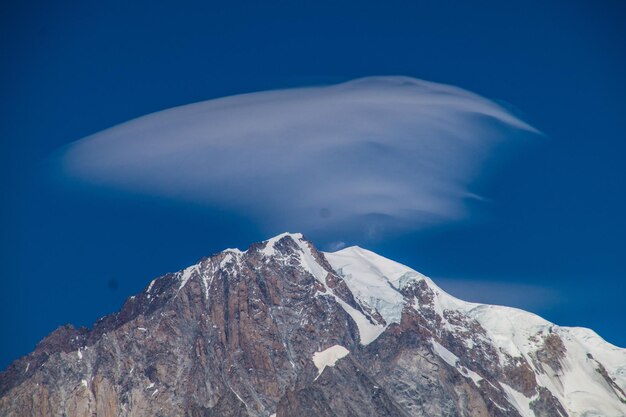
[312,345,350,378]
[431,340,459,367]
[178,265,199,290]
[501,383,535,417]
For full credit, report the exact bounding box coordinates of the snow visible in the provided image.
[231,387,247,407]
[146,382,155,389]
[501,383,535,417]
[431,340,483,384]
[169,245,244,300]
[263,234,385,345]
[549,327,626,417]
[145,232,624,417]
[490,398,508,412]
[261,232,304,257]
[77,349,82,359]
[564,326,626,389]
[178,265,199,290]
[326,246,426,290]
[323,242,626,417]
[312,345,350,377]
[324,246,423,344]
[260,233,328,281]
[81,379,88,388]
[324,246,472,335]
[324,246,407,325]
[330,295,386,345]
[219,253,234,269]
[292,236,328,283]
[466,304,550,359]
[431,340,458,367]
[461,366,483,385]
[462,304,626,417]
[224,248,244,255]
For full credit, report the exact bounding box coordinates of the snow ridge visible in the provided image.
[323,243,626,417]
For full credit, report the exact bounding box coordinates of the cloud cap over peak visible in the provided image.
[59,76,539,240]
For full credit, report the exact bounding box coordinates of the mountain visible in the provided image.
[1,233,624,417]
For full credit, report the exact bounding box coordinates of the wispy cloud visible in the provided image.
[434,278,560,311]
[58,76,538,240]
[326,241,347,251]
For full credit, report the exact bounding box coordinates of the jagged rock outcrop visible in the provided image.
[1,233,625,416]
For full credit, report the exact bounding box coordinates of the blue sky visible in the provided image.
[1,0,625,369]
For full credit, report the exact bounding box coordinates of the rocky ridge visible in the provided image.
[1,233,625,417]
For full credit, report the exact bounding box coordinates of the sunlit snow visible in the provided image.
[312,345,350,378]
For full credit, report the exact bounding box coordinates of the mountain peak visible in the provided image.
[1,234,624,417]
[263,231,305,242]
[258,232,308,256]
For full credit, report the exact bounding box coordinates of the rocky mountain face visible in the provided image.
[1,233,625,417]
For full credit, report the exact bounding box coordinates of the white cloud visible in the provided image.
[58,76,538,240]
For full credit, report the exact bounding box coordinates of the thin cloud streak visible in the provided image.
[434,278,560,311]
[58,76,539,240]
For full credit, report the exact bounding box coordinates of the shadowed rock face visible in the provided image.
[1,233,624,417]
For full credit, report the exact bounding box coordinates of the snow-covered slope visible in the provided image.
[325,245,626,417]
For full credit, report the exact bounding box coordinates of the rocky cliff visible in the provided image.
[1,233,625,416]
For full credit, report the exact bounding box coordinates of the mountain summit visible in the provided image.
[1,233,624,416]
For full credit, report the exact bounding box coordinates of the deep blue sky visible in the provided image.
[1,0,625,369]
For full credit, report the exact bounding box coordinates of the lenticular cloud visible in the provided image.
[59,76,538,239]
